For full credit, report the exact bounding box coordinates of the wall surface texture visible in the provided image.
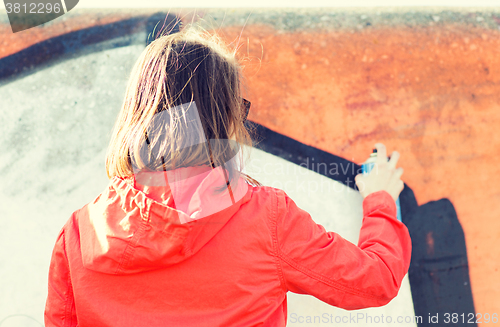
[1,7,498,326]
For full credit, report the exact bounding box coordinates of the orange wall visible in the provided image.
[0,12,135,59]
[218,23,500,316]
[2,10,498,316]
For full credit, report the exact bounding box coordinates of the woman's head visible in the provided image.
[106,22,257,185]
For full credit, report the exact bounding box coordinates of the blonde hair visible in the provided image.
[105,21,260,187]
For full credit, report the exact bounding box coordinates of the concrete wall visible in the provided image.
[1,7,498,326]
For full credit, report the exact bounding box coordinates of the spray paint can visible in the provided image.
[361,149,402,222]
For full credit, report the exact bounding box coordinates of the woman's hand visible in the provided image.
[355,143,404,202]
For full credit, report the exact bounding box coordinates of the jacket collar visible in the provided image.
[79,165,251,275]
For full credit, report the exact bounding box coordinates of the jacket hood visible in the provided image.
[78,165,251,275]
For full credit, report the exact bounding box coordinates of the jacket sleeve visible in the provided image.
[44,227,78,327]
[273,189,412,309]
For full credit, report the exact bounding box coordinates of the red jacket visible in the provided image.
[45,165,412,327]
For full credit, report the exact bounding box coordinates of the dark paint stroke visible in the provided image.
[0,12,181,83]
[253,123,476,326]
[0,12,477,325]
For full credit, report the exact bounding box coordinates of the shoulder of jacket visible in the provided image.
[249,185,287,202]
[248,185,290,221]
[61,204,90,239]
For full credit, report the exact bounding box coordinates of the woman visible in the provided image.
[45,22,411,327]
